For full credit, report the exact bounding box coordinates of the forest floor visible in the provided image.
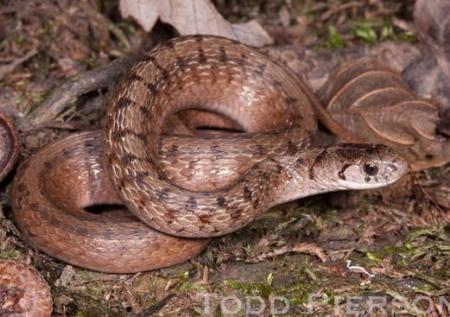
[0,0,449,316]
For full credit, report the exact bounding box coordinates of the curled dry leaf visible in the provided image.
[119,0,273,47]
[321,59,450,170]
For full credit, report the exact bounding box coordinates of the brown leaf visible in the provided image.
[119,0,273,47]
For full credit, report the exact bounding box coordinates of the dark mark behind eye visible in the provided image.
[338,164,352,180]
[309,150,328,179]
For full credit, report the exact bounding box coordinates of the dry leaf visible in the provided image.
[119,0,273,47]
[404,0,450,110]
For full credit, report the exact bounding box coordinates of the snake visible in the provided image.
[103,35,408,238]
[3,37,410,314]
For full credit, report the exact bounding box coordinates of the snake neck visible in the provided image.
[266,149,344,207]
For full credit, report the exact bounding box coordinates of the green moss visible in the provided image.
[0,249,20,259]
[326,26,345,49]
[177,271,207,292]
[224,278,273,299]
[353,21,378,45]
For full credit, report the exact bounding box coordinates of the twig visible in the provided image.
[139,293,175,316]
[0,48,38,81]
[22,55,138,130]
[245,242,329,263]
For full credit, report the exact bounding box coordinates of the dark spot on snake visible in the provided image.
[143,55,170,80]
[128,73,144,82]
[255,63,266,76]
[62,149,72,158]
[272,79,282,88]
[17,183,25,193]
[365,176,371,183]
[76,226,89,235]
[198,48,207,64]
[309,149,328,179]
[118,177,127,189]
[198,214,211,224]
[43,161,53,169]
[30,202,39,210]
[165,208,176,221]
[136,198,146,208]
[175,56,185,68]
[186,196,198,211]
[256,144,265,156]
[84,138,97,150]
[237,53,248,67]
[116,97,135,110]
[287,141,298,155]
[135,132,146,142]
[231,209,243,219]
[219,47,228,63]
[217,196,226,207]
[146,82,158,95]
[121,154,138,165]
[139,106,150,117]
[285,96,297,105]
[243,186,252,200]
[210,144,225,159]
[168,144,178,157]
[335,148,364,160]
[47,216,61,227]
[142,54,156,63]
[193,34,203,42]
[296,158,304,166]
[156,188,170,201]
[135,171,149,185]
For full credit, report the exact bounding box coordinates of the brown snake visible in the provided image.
[103,35,408,238]
[9,35,409,277]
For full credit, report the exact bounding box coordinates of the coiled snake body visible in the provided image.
[10,35,409,276]
[103,35,408,238]
[0,35,411,317]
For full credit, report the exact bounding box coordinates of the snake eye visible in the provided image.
[363,162,379,176]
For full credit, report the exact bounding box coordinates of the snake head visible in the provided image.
[327,143,409,190]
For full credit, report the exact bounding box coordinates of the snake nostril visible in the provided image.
[386,164,398,174]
